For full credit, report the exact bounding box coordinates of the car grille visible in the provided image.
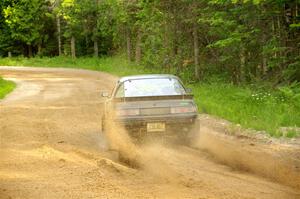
[140,107,170,115]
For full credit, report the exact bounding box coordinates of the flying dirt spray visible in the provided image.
[102,118,142,167]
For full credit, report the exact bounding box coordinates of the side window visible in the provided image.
[115,83,125,97]
[173,80,186,94]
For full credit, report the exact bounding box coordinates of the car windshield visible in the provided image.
[115,78,186,97]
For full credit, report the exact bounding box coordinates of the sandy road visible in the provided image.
[0,67,299,199]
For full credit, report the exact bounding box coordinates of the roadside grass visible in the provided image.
[0,56,299,137]
[191,83,300,137]
[0,77,16,99]
[0,56,153,76]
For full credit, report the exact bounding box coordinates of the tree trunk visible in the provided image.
[56,16,62,56]
[126,29,132,61]
[94,39,99,58]
[193,23,200,81]
[94,0,100,57]
[8,52,12,58]
[272,17,278,58]
[296,3,298,17]
[240,46,246,82]
[262,32,267,77]
[71,36,76,59]
[135,30,142,63]
[262,56,267,75]
[37,43,42,56]
[261,29,267,76]
[28,45,33,58]
[163,24,171,73]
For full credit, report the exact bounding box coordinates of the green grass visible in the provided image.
[191,83,300,137]
[0,77,16,99]
[0,56,155,76]
[0,56,299,137]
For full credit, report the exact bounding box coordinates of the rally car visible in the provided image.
[101,74,199,143]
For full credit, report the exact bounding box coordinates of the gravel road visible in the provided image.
[0,67,299,199]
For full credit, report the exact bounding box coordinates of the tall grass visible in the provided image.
[191,83,300,137]
[0,77,16,99]
[0,56,299,137]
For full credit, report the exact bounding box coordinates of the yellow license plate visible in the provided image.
[147,123,165,132]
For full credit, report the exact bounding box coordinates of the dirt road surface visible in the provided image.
[0,67,299,199]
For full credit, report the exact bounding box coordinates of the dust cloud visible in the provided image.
[105,116,300,190]
[103,117,185,183]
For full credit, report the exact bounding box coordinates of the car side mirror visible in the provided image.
[186,88,192,94]
[101,91,110,98]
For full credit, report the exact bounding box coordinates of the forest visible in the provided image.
[0,0,299,85]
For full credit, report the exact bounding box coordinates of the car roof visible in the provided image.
[118,74,180,83]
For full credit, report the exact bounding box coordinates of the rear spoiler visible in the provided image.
[113,94,194,102]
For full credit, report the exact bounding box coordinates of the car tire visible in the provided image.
[177,119,200,146]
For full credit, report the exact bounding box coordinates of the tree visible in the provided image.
[60,0,82,58]
[3,0,49,57]
[0,0,15,57]
[0,0,299,85]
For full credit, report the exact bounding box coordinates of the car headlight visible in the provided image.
[116,109,140,116]
[171,106,197,114]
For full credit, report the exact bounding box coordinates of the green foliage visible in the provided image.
[60,0,81,38]
[277,83,300,108]
[0,77,15,99]
[0,0,299,83]
[3,0,49,46]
